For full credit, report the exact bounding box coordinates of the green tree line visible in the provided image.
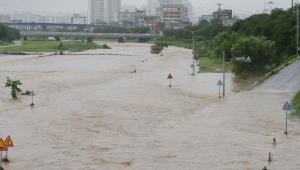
[0,24,20,42]
[155,7,299,75]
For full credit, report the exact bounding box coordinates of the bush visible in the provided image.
[5,77,22,99]
[150,42,168,55]
[231,36,276,75]
[57,42,64,50]
[102,44,111,49]
[292,91,300,116]
[21,90,31,96]
[87,37,93,43]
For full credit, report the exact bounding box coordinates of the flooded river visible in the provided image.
[0,43,299,170]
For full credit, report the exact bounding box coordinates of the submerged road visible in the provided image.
[255,59,300,93]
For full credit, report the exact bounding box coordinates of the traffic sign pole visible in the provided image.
[285,110,288,135]
[0,151,2,168]
[219,85,221,98]
[217,80,223,99]
[283,102,292,135]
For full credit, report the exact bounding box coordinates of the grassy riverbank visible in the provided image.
[0,41,13,47]
[292,91,300,116]
[0,40,99,53]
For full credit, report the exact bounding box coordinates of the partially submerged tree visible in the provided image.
[150,42,168,55]
[231,36,276,75]
[87,37,93,43]
[58,42,64,50]
[5,77,22,99]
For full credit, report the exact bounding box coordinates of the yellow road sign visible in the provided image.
[167,73,173,80]
[4,136,14,148]
[0,139,7,151]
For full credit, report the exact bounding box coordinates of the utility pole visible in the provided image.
[217,3,222,24]
[217,3,222,11]
[192,32,196,75]
[297,0,299,56]
[222,51,226,97]
[293,0,294,10]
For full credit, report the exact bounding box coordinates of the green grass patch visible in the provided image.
[0,40,13,47]
[199,57,232,73]
[0,40,99,53]
[292,91,300,116]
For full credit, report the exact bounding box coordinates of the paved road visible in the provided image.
[256,59,300,93]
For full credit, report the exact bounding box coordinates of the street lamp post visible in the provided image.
[297,0,299,55]
[222,50,226,97]
[192,32,196,75]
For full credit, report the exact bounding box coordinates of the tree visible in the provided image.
[150,42,168,55]
[0,24,20,42]
[231,36,276,75]
[5,77,23,99]
[213,31,240,60]
[87,37,93,43]
[58,42,64,50]
[55,36,60,41]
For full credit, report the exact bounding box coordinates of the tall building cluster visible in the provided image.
[198,6,238,26]
[88,0,194,28]
[89,0,121,24]
[158,0,194,28]
[1,0,197,31]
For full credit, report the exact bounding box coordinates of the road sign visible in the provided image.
[4,136,14,148]
[0,139,7,151]
[167,73,173,80]
[283,102,292,111]
[217,80,223,86]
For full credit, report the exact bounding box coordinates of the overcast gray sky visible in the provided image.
[0,0,291,17]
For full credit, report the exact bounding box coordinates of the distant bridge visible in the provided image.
[20,31,160,39]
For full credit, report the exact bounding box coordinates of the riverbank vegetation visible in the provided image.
[0,40,100,53]
[0,24,20,43]
[154,7,299,76]
[292,91,300,116]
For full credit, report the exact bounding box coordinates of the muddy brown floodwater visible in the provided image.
[0,43,299,170]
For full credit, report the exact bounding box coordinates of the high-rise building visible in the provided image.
[71,14,88,25]
[89,0,106,24]
[0,14,10,23]
[89,0,121,24]
[106,0,121,23]
[147,0,160,16]
[158,0,193,28]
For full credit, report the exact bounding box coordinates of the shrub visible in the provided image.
[292,91,300,116]
[102,44,111,49]
[5,77,22,99]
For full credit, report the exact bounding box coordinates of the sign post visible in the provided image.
[167,73,173,88]
[217,80,223,98]
[283,102,292,135]
[0,138,7,169]
[4,136,14,159]
[30,90,34,106]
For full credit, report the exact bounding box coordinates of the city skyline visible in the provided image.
[0,0,291,18]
